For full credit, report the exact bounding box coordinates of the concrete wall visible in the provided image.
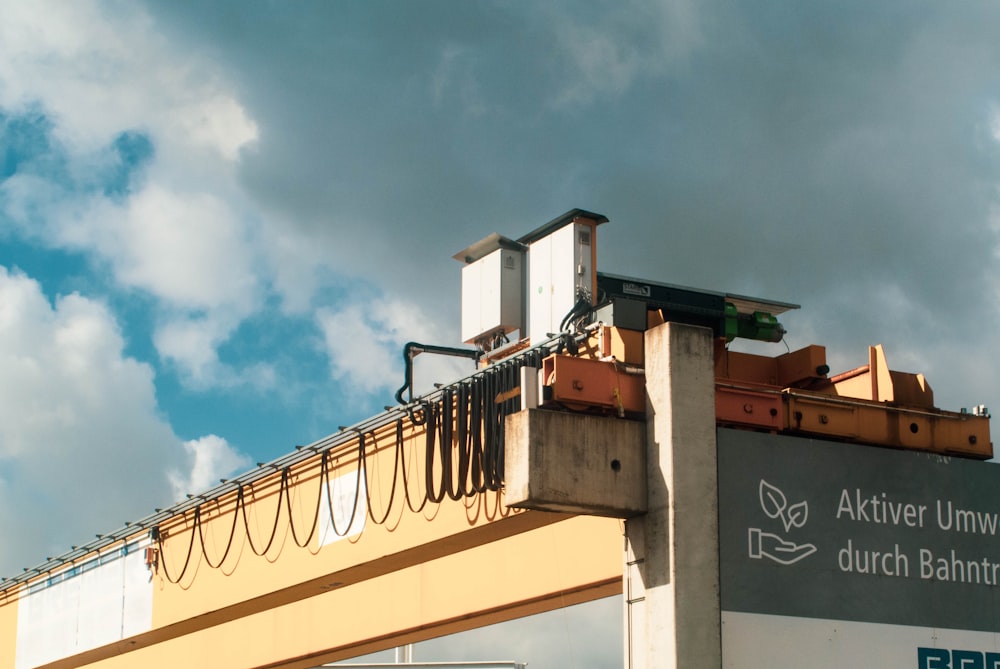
[505,410,646,517]
[624,322,720,669]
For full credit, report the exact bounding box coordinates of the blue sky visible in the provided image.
[1,0,999,664]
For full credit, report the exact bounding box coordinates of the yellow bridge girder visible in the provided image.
[2,412,623,669]
[57,515,621,669]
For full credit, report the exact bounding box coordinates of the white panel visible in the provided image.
[461,258,484,343]
[461,249,523,344]
[15,575,79,668]
[549,224,578,335]
[497,248,523,336]
[723,611,1000,668]
[318,469,368,547]
[76,560,124,648]
[528,222,594,343]
[527,233,553,344]
[121,547,154,638]
[16,541,153,669]
[478,251,502,337]
[520,366,539,410]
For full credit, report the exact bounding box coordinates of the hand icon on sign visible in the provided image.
[747,528,817,566]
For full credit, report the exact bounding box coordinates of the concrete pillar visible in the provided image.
[624,322,720,669]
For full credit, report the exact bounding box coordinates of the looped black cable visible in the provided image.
[153,343,553,584]
[484,365,505,488]
[326,431,365,538]
[283,463,323,549]
[468,375,487,493]
[363,428,401,525]
[240,480,282,557]
[455,381,475,496]
[157,511,197,585]
[424,399,449,504]
[559,294,593,333]
[439,386,465,502]
[398,418,429,514]
[406,401,433,426]
[196,498,240,569]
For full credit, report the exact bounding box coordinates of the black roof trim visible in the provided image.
[516,208,609,245]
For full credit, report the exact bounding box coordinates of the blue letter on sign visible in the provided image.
[919,648,950,669]
[953,650,985,669]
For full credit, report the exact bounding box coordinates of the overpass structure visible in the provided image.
[0,210,994,669]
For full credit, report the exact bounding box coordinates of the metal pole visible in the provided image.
[394,644,413,664]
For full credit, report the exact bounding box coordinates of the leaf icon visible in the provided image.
[786,500,809,531]
[759,480,787,520]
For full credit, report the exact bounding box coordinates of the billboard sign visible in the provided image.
[718,428,1000,668]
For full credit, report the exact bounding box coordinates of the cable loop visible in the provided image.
[154,346,542,582]
[362,428,400,525]
[156,511,197,585]
[284,463,322,549]
[196,499,239,569]
[398,418,429,514]
[326,431,365,538]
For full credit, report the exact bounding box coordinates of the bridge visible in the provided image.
[1,210,992,669]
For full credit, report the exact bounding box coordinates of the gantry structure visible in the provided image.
[2,211,991,669]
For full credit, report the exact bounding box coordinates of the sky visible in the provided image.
[1,0,999,665]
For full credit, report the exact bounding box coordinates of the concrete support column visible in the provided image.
[624,322,720,669]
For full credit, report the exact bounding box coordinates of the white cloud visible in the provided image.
[258,220,332,315]
[316,303,399,396]
[2,175,276,393]
[153,315,232,385]
[0,0,270,390]
[168,434,251,501]
[0,267,249,576]
[153,313,277,390]
[168,96,259,163]
[0,175,267,388]
[0,0,257,159]
[316,297,473,401]
[81,185,261,313]
[0,269,161,458]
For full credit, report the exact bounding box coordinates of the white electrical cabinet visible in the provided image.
[459,245,524,345]
[455,210,607,348]
[527,221,596,343]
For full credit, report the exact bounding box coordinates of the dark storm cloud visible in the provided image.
[1,1,991,665]
[141,2,705,304]
[626,3,1000,380]
[147,0,1000,408]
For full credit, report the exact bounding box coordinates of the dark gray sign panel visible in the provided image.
[718,428,1000,633]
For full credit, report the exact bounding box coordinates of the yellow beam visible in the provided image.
[42,515,622,669]
[143,425,565,630]
[0,598,15,667]
[6,413,624,669]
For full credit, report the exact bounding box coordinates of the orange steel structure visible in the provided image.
[538,324,991,459]
[714,342,991,458]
